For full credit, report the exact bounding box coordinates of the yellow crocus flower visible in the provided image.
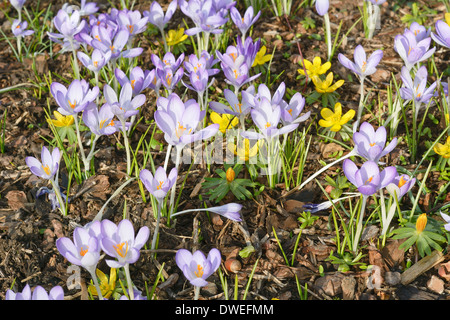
[297,56,331,78]
[318,102,355,132]
[88,268,117,299]
[252,45,273,67]
[166,28,188,47]
[415,213,427,234]
[312,73,345,93]
[228,138,259,161]
[226,167,235,183]
[48,111,74,127]
[434,136,450,158]
[445,12,450,26]
[210,112,239,133]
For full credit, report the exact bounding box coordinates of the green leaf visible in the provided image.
[239,245,255,258]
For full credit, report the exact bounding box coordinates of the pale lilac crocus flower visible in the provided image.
[77,48,112,74]
[115,66,155,96]
[209,87,253,119]
[140,166,178,203]
[157,66,185,92]
[101,218,149,300]
[117,9,149,39]
[179,0,228,36]
[154,93,219,150]
[145,0,178,32]
[343,159,397,197]
[431,19,450,49]
[175,248,221,291]
[241,97,299,140]
[50,79,99,116]
[338,45,383,80]
[409,21,431,42]
[439,211,450,232]
[11,19,34,38]
[315,0,329,16]
[230,5,260,42]
[9,0,27,13]
[152,52,185,73]
[171,203,243,222]
[280,92,310,125]
[140,166,178,249]
[25,145,60,180]
[103,82,146,121]
[353,122,398,163]
[394,29,436,71]
[82,103,118,137]
[47,9,86,46]
[6,284,64,300]
[367,0,386,4]
[56,221,102,281]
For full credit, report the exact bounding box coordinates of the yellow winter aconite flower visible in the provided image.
[226,167,235,183]
[297,56,331,78]
[312,73,345,93]
[48,111,74,127]
[88,268,117,299]
[416,213,427,234]
[434,136,450,158]
[210,112,239,133]
[166,28,188,46]
[318,102,355,132]
[252,45,273,67]
[228,138,259,161]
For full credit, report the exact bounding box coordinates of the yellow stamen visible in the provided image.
[369,142,376,147]
[230,53,237,61]
[99,119,108,129]
[128,24,134,34]
[131,79,136,90]
[288,109,293,116]
[166,74,172,86]
[113,242,129,258]
[42,164,51,176]
[361,61,367,73]
[95,35,101,41]
[194,264,204,278]
[265,122,271,129]
[68,99,77,109]
[365,176,373,185]
[80,246,89,257]
[156,181,164,190]
[176,122,187,138]
[398,176,407,188]
[93,61,98,67]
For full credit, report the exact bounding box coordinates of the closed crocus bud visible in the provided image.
[416,214,427,233]
[226,167,235,183]
[315,0,329,16]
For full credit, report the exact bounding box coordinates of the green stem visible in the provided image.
[50,178,66,216]
[151,201,162,250]
[169,146,182,218]
[324,13,332,61]
[88,269,104,301]
[123,263,135,300]
[352,195,367,253]
[73,114,88,177]
[120,118,132,177]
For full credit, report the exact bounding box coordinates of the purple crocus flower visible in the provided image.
[144,0,177,32]
[338,45,383,80]
[280,92,311,125]
[91,27,142,60]
[100,219,150,268]
[222,62,260,92]
[47,9,86,44]
[103,82,146,121]
[77,48,111,73]
[140,166,178,202]
[154,93,219,147]
[182,67,211,94]
[179,0,228,36]
[56,221,102,274]
[386,174,416,201]
[152,52,185,73]
[184,52,219,77]
[119,289,147,300]
[315,0,329,16]
[25,146,60,180]
[6,284,64,300]
[353,122,398,163]
[11,19,34,38]
[399,65,436,121]
[209,88,253,117]
[440,211,450,232]
[241,97,299,140]
[117,9,149,38]
[367,0,386,4]
[208,203,242,221]
[409,21,431,42]
[157,66,185,92]
[115,66,155,96]
[9,0,27,12]
[230,6,260,38]
[253,82,285,109]
[79,0,99,16]
[343,159,397,196]
[175,248,221,287]
[82,103,118,136]
[50,79,99,116]
[394,29,436,70]
[431,19,450,49]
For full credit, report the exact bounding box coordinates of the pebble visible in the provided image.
[384,271,401,286]
[427,275,444,295]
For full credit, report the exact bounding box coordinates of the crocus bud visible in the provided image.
[416,213,427,233]
[226,167,235,183]
[315,0,329,16]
